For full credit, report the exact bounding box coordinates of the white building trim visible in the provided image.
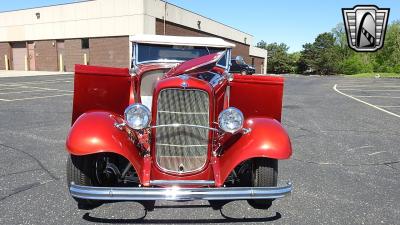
[249,46,268,74]
[0,0,253,45]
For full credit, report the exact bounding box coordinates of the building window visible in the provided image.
[251,57,255,67]
[81,38,89,49]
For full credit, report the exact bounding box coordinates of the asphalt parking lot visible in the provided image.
[0,74,399,225]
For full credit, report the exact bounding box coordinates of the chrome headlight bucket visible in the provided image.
[124,103,151,129]
[218,107,244,133]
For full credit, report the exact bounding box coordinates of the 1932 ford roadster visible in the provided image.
[66,35,292,211]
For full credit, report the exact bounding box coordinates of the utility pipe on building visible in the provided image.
[164,1,167,35]
[59,54,64,72]
[84,54,88,65]
[4,55,9,71]
[24,55,28,71]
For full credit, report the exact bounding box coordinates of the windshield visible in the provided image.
[137,43,226,63]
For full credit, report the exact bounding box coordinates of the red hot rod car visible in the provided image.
[66,35,292,210]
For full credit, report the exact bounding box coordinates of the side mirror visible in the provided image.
[235,56,244,65]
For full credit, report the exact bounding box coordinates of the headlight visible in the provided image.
[218,107,244,133]
[124,103,151,129]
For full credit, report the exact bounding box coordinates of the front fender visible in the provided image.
[66,111,145,183]
[219,118,292,183]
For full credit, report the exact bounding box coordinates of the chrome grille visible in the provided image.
[155,89,209,173]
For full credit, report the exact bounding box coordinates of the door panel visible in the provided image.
[72,65,132,124]
[229,74,284,122]
[11,42,26,71]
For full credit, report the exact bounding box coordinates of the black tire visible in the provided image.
[67,155,102,209]
[241,70,247,75]
[247,158,278,209]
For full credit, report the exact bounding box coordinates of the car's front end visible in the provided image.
[66,35,292,211]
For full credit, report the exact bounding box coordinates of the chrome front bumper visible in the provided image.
[69,182,292,201]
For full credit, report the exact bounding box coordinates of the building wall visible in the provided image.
[0,42,11,70]
[250,56,264,74]
[0,0,146,42]
[0,0,252,46]
[89,36,129,68]
[64,39,89,71]
[155,19,251,63]
[35,40,58,71]
[145,0,253,44]
[0,0,264,72]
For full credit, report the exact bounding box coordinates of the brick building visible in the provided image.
[0,0,267,73]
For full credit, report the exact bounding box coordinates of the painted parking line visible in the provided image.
[0,94,72,102]
[352,95,400,98]
[0,86,34,91]
[0,85,71,92]
[333,84,400,118]
[338,89,400,91]
[336,83,399,86]
[338,85,400,88]
[0,79,73,87]
[376,106,400,108]
[0,89,72,95]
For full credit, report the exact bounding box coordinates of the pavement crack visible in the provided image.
[0,143,59,181]
[0,181,53,202]
[0,168,42,178]
[385,164,400,174]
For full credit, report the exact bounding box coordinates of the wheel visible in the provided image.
[67,155,102,209]
[247,158,278,209]
[241,70,247,75]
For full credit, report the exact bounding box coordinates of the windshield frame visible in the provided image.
[131,43,231,70]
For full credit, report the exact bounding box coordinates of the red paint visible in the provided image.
[150,75,215,176]
[165,52,223,77]
[229,74,284,121]
[67,54,292,187]
[72,65,131,123]
[218,117,292,184]
[66,111,145,183]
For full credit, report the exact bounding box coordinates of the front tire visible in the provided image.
[247,158,278,209]
[67,155,102,209]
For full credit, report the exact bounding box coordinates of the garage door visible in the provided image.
[12,42,26,70]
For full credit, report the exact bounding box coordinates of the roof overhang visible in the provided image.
[130,34,235,48]
[249,46,268,58]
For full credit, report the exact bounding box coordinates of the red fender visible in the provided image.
[218,118,292,184]
[66,111,146,184]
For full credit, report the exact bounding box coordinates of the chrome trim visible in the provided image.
[149,180,215,186]
[155,88,211,174]
[218,107,244,134]
[156,144,208,148]
[151,123,219,132]
[133,43,231,70]
[114,122,126,130]
[70,182,292,201]
[158,110,208,115]
[124,103,151,130]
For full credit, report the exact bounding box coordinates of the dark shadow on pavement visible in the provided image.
[82,211,281,224]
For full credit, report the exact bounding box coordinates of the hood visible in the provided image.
[165,51,226,77]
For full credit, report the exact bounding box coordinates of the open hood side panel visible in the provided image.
[72,65,131,124]
[229,74,284,122]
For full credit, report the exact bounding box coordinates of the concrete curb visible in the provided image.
[0,70,72,78]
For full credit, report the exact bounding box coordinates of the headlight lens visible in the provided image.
[124,103,151,129]
[218,107,244,133]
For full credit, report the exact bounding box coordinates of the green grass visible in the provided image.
[345,73,400,78]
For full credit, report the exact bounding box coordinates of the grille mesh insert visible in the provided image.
[155,89,209,173]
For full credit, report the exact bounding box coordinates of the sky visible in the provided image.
[1,0,399,52]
